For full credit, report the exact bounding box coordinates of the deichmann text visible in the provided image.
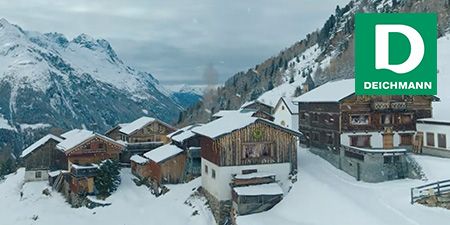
[363,81,432,90]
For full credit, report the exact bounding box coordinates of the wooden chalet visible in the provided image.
[240,100,274,115]
[294,79,435,182]
[19,134,67,182]
[416,118,450,158]
[104,123,128,140]
[168,124,203,180]
[212,109,274,121]
[57,129,125,170]
[117,116,176,163]
[131,144,186,190]
[192,112,301,223]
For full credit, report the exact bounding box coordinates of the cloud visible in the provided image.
[0,0,349,85]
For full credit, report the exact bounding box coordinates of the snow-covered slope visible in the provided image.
[0,168,214,225]
[237,149,450,225]
[432,34,450,121]
[0,18,183,153]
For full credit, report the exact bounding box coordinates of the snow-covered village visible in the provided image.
[1,0,450,225]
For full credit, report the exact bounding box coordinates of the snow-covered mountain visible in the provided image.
[0,18,184,153]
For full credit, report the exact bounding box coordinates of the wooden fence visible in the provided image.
[411,179,450,204]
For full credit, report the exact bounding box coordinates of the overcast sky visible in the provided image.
[0,0,348,85]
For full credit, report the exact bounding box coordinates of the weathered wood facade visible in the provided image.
[241,101,274,115]
[147,153,187,185]
[298,95,434,150]
[21,139,67,171]
[64,136,123,170]
[200,120,298,171]
[120,120,176,144]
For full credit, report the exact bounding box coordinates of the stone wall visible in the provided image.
[310,147,415,183]
[200,187,232,225]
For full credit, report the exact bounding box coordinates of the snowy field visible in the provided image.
[238,149,450,225]
[0,169,214,225]
[1,149,450,225]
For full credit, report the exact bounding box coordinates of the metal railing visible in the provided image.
[410,179,450,204]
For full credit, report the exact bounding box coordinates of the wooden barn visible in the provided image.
[142,144,186,185]
[117,116,176,163]
[240,100,274,115]
[104,123,128,141]
[19,134,67,182]
[57,129,125,170]
[168,124,202,180]
[294,79,436,182]
[212,109,274,121]
[192,112,300,223]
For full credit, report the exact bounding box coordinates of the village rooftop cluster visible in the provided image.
[18,78,450,223]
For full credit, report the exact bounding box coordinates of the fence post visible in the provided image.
[437,183,441,196]
[410,188,414,204]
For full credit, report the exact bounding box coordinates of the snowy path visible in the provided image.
[237,149,450,225]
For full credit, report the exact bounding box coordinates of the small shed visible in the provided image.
[143,144,186,185]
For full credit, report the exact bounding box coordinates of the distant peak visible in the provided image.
[72,33,96,44]
[44,32,69,47]
[0,18,10,25]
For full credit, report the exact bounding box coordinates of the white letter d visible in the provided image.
[375,24,424,74]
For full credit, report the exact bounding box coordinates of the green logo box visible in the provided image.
[355,13,437,95]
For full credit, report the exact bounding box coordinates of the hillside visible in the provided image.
[178,0,450,125]
[0,19,191,155]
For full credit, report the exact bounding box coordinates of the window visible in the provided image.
[438,134,447,148]
[350,135,371,148]
[98,143,104,149]
[281,120,286,126]
[426,132,435,147]
[400,133,413,145]
[212,169,216,179]
[35,171,42,178]
[242,143,271,159]
[350,115,369,125]
[399,114,413,124]
[204,165,208,174]
[312,132,320,142]
[381,114,392,125]
[326,133,333,145]
[281,106,285,110]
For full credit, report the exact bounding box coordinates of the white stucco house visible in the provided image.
[273,97,299,131]
[416,118,450,158]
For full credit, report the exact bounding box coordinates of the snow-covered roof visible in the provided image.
[130,155,149,164]
[57,129,123,152]
[192,110,301,139]
[20,134,64,158]
[167,125,195,138]
[192,111,258,139]
[143,144,184,163]
[276,97,298,114]
[240,100,273,109]
[48,170,68,177]
[71,163,99,170]
[234,172,276,180]
[105,123,129,134]
[119,116,156,135]
[57,129,96,151]
[417,118,450,126]
[233,183,283,196]
[294,79,355,103]
[212,110,241,118]
[344,145,407,154]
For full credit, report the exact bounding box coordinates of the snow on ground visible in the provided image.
[237,149,450,225]
[0,113,15,130]
[0,169,214,225]
[433,34,450,121]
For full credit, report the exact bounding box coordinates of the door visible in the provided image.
[383,127,394,149]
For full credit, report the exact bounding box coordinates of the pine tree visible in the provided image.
[0,158,15,179]
[94,160,121,198]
